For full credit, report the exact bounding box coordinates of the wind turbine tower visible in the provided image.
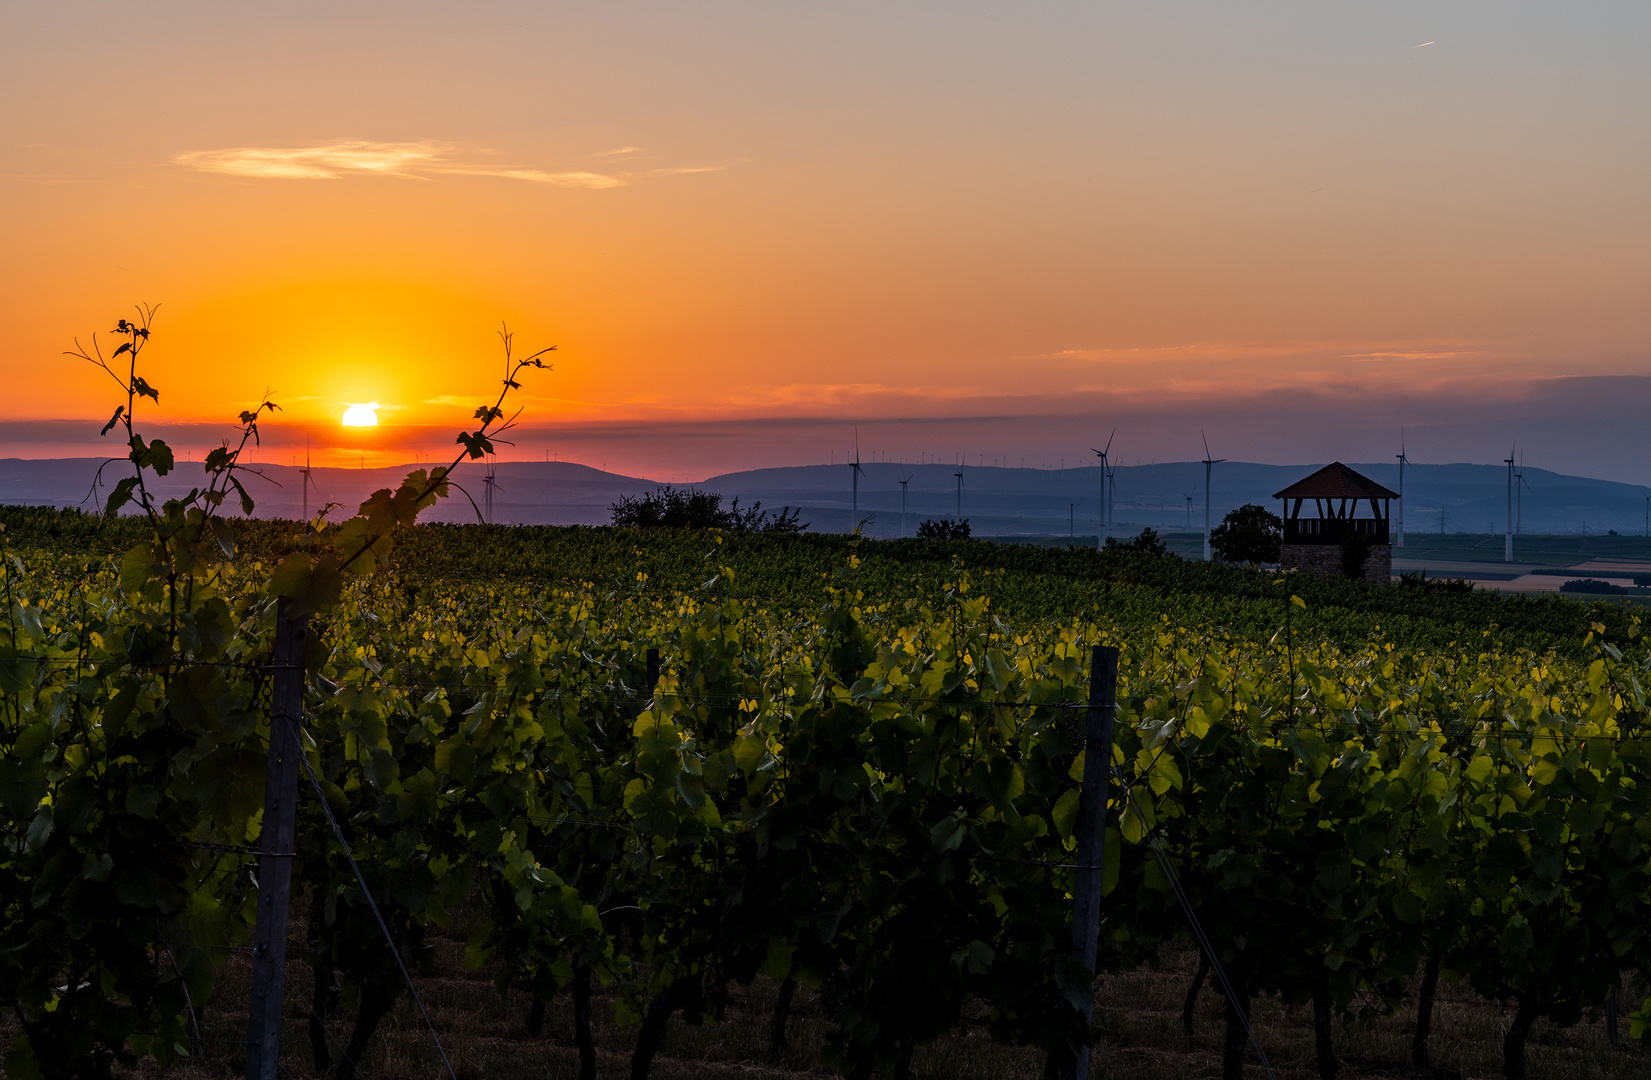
[300,440,315,520]
[849,436,866,533]
[1091,429,1115,550]
[1503,448,1514,562]
[1515,454,1529,534]
[1105,457,1118,535]
[954,468,963,520]
[483,456,499,525]
[899,475,910,538]
[1183,493,1193,531]
[1201,432,1225,562]
[1395,432,1408,549]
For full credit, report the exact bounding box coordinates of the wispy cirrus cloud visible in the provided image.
[1043,339,1487,365]
[174,140,720,189]
[175,141,439,179]
[1341,349,1480,362]
[442,167,625,189]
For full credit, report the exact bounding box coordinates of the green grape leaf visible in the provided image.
[5,1030,43,1080]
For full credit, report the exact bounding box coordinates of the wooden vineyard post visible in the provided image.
[1054,644,1119,1080]
[647,647,660,697]
[245,598,309,1080]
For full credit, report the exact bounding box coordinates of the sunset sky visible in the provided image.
[4,2,1648,481]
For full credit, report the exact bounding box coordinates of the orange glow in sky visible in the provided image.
[3,3,1648,478]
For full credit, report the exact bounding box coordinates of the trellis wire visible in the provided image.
[291,712,458,1080]
[1114,766,1280,1080]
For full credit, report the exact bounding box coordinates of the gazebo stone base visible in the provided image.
[1281,542,1392,584]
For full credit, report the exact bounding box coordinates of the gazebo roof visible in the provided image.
[1273,462,1399,501]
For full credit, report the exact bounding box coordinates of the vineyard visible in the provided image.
[5,501,1651,1079]
[3,315,1651,1080]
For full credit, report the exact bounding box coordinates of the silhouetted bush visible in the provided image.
[1397,569,1475,593]
[916,518,971,540]
[1105,527,1168,556]
[1560,578,1623,595]
[610,485,804,533]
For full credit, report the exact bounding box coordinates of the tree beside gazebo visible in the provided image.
[1210,504,1283,564]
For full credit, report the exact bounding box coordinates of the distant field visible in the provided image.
[991,529,1651,602]
[993,531,1651,572]
[1394,532,1651,568]
[1391,533,1651,605]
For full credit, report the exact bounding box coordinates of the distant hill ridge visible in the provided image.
[2,457,1646,538]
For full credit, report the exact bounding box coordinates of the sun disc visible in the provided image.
[342,402,380,427]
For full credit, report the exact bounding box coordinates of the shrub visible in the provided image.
[1559,578,1623,595]
[610,485,804,533]
[1105,527,1168,556]
[915,518,971,540]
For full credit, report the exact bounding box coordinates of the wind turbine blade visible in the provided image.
[1201,430,1212,461]
[1103,428,1115,456]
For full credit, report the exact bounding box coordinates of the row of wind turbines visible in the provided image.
[291,432,1579,554]
[847,430,1550,563]
[845,429,1220,552]
[1388,434,1542,562]
[849,441,966,539]
[851,429,1235,557]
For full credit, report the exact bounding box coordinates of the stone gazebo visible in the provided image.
[1274,463,1398,583]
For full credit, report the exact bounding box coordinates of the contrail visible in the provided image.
[1413,40,1436,48]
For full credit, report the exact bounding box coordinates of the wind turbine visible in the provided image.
[1091,429,1115,550]
[299,439,316,521]
[1515,453,1531,534]
[1183,493,1194,531]
[954,467,964,520]
[849,430,867,533]
[483,455,499,525]
[1394,430,1408,549]
[899,473,910,538]
[1504,447,1514,562]
[1201,432,1225,562]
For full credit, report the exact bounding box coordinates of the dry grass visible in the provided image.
[25,918,1650,1080]
[1092,951,1649,1080]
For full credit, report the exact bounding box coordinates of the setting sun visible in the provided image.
[341,402,380,427]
